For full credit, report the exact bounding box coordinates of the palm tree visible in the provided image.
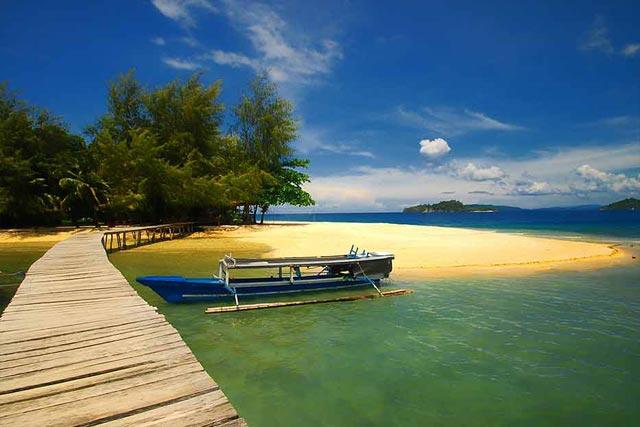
[59,170,110,227]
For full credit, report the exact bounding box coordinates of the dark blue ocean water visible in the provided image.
[265,210,640,239]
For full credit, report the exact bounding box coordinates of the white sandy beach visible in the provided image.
[0,222,624,278]
[216,222,623,278]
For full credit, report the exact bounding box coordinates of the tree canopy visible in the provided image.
[0,72,314,227]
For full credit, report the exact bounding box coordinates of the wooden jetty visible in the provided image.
[102,222,196,252]
[0,231,245,426]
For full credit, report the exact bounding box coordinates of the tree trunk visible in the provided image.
[252,204,258,224]
[260,205,268,224]
[242,203,251,224]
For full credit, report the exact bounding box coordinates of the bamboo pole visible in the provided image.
[205,289,412,314]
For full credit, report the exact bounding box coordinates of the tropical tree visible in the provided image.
[232,73,314,223]
[0,83,87,227]
[1,71,314,227]
[59,169,110,226]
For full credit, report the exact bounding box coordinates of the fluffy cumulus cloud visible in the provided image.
[575,164,640,192]
[456,162,505,181]
[419,138,451,158]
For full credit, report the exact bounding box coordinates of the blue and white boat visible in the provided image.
[136,246,394,304]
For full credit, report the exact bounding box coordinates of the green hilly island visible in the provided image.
[402,200,521,213]
[600,198,640,211]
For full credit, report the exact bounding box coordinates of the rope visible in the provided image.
[356,262,383,296]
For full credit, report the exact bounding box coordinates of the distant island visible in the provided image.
[402,200,521,213]
[402,197,640,213]
[600,198,640,211]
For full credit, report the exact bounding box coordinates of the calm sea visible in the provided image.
[109,209,640,426]
[265,209,640,239]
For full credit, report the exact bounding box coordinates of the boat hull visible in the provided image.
[136,275,380,303]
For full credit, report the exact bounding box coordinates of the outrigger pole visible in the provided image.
[206,289,413,314]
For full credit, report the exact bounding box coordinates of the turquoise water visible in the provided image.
[111,226,640,426]
[266,210,640,238]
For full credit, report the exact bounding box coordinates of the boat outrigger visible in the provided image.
[136,245,394,304]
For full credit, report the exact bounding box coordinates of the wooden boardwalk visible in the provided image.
[0,232,246,426]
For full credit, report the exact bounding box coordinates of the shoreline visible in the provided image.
[201,222,627,278]
[1,222,629,279]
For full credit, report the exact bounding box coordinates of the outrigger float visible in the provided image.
[136,246,406,309]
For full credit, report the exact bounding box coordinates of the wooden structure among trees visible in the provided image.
[0,231,245,426]
[101,222,196,252]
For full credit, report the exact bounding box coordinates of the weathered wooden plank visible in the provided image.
[0,231,245,425]
[103,392,246,427]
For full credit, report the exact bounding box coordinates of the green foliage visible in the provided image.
[0,83,87,226]
[59,168,110,226]
[601,198,640,211]
[1,71,314,227]
[403,200,503,213]
[231,73,314,223]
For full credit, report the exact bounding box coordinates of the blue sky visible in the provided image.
[1,0,639,210]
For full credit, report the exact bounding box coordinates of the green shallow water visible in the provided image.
[110,240,640,426]
[0,242,54,314]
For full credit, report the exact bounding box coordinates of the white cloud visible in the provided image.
[621,43,640,57]
[396,106,523,136]
[299,142,640,210]
[419,138,451,158]
[207,50,259,69]
[304,182,382,211]
[510,181,564,196]
[150,0,343,87]
[295,127,375,158]
[151,36,166,46]
[180,36,199,47]
[315,144,375,158]
[150,0,216,27]
[206,1,342,84]
[575,164,640,193]
[162,57,201,70]
[456,162,505,181]
[496,143,640,182]
[590,115,640,130]
[580,16,613,54]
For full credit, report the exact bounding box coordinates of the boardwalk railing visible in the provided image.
[101,222,196,252]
